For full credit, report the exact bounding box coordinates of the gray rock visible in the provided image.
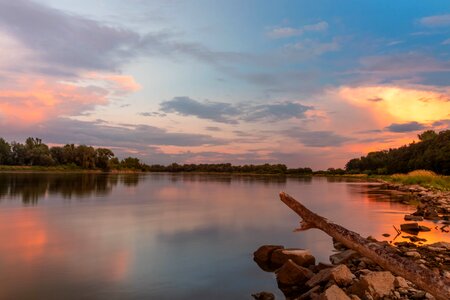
[320,285,351,300]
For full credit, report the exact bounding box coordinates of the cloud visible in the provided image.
[443,38,450,45]
[160,97,239,124]
[367,97,383,102]
[357,53,450,75]
[242,102,312,121]
[1,118,225,151]
[420,14,450,27]
[432,119,450,128]
[205,126,221,132]
[0,76,108,125]
[284,128,353,147]
[267,21,328,39]
[385,121,426,133]
[0,0,252,78]
[283,38,340,56]
[160,97,312,123]
[336,85,450,124]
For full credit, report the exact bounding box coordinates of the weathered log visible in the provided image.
[279,192,450,300]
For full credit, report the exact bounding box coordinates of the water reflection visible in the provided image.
[0,174,446,299]
[0,173,313,204]
[0,173,133,204]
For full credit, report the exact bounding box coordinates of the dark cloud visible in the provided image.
[367,97,383,102]
[160,97,312,123]
[284,128,353,147]
[205,126,221,132]
[139,112,167,117]
[432,119,450,128]
[385,121,426,133]
[160,97,239,124]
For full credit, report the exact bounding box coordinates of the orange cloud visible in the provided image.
[0,76,108,125]
[336,85,450,124]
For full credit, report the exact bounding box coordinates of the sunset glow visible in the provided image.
[0,0,449,169]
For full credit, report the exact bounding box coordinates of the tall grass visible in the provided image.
[387,170,450,191]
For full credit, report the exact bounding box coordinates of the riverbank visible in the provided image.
[253,238,450,300]
[0,165,144,173]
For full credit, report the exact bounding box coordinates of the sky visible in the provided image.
[0,0,449,169]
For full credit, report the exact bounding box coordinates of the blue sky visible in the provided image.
[0,0,449,169]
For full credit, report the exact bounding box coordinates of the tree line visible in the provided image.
[0,137,314,174]
[0,137,142,171]
[345,130,450,175]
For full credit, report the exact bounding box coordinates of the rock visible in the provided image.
[428,241,450,250]
[306,265,354,287]
[320,285,351,300]
[297,286,321,300]
[425,292,436,300]
[404,215,424,221]
[254,245,284,263]
[349,295,361,300]
[405,251,421,259]
[252,291,275,300]
[352,271,395,299]
[400,223,420,234]
[275,259,313,286]
[419,225,431,232]
[330,250,359,265]
[394,276,409,288]
[408,236,427,242]
[271,248,315,267]
[412,290,426,299]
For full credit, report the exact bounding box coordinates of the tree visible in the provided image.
[418,130,438,142]
[121,157,142,170]
[75,145,97,169]
[0,138,11,165]
[96,148,114,170]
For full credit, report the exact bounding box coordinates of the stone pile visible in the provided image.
[252,239,450,300]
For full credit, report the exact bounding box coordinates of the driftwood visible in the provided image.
[279,192,450,300]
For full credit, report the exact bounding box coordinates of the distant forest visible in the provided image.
[2,130,448,175]
[345,130,450,175]
[0,137,313,174]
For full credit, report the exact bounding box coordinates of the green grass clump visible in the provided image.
[387,170,450,191]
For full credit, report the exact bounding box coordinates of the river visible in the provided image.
[0,173,443,299]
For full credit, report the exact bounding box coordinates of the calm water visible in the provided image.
[0,173,445,299]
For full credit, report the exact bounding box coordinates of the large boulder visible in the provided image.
[320,285,351,300]
[275,259,314,286]
[271,248,316,267]
[352,271,395,299]
[306,265,354,287]
[254,245,284,263]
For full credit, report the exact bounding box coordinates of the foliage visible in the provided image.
[384,170,450,191]
[345,130,450,175]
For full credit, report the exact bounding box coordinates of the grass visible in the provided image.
[381,170,450,191]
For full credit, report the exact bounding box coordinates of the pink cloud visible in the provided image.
[0,76,108,126]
